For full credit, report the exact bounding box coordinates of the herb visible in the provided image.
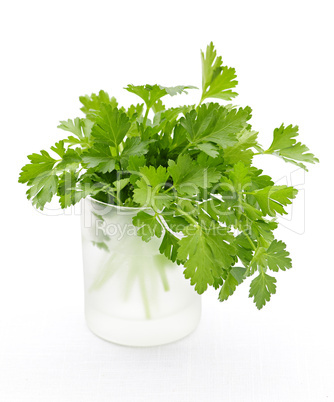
[19,42,318,309]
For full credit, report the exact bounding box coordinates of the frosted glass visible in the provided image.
[81,197,201,346]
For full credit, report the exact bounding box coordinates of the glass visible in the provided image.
[81,197,201,346]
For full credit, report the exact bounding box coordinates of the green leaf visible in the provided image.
[234,234,254,266]
[27,171,58,210]
[153,105,194,132]
[159,230,181,263]
[19,146,84,209]
[91,105,130,148]
[161,85,197,96]
[196,142,219,158]
[180,104,251,150]
[201,42,238,102]
[266,240,292,272]
[127,103,145,119]
[248,167,274,190]
[56,148,81,169]
[229,161,253,188]
[137,165,169,190]
[126,103,145,138]
[241,202,263,221]
[127,155,146,184]
[266,124,319,170]
[132,211,162,242]
[250,220,278,243]
[82,144,116,173]
[253,185,298,216]
[50,141,66,157]
[161,211,189,233]
[92,241,109,252]
[219,267,246,302]
[223,129,259,165]
[112,178,130,193]
[177,226,236,294]
[125,84,197,109]
[19,150,57,184]
[168,154,221,196]
[79,90,118,117]
[58,118,83,139]
[120,137,153,168]
[152,99,166,114]
[58,171,99,208]
[133,166,171,209]
[58,118,94,147]
[249,272,277,309]
[250,246,268,272]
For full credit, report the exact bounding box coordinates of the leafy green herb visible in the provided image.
[19,43,318,309]
[260,124,319,170]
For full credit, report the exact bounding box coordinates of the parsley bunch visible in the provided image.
[19,43,318,309]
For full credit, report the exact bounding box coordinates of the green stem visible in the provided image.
[253,150,271,156]
[139,271,151,319]
[163,185,175,194]
[179,142,193,156]
[89,254,118,291]
[153,255,170,292]
[158,266,170,291]
[156,214,167,231]
[244,232,257,252]
[143,105,150,127]
[123,264,137,301]
[176,207,199,227]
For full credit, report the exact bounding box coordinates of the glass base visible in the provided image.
[85,298,201,347]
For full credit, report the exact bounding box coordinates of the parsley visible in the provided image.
[19,42,318,309]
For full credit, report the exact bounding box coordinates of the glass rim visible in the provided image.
[86,195,151,212]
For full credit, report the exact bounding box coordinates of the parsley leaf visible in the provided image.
[180,104,251,151]
[79,90,118,119]
[253,185,298,216]
[82,144,116,173]
[120,137,153,168]
[223,129,259,165]
[219,266,246,302]
[265,124,319,170]
[91,105,130,148]
[19,147,81,209]
[266,240,292,272]
[133,166,171,209]
[58,171,99,208]
[19,150,57,184]
[249,272,277,309]
[132,211,162,242]
[168,154,221,196]
[178,225,236,293]
[27,171,58,209]
[201,42,238,102]
[125,84,197,109]
[159,231,181,263]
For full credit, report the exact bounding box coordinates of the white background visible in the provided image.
[1,0,333,401]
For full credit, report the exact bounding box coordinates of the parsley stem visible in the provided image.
[253,150,270,156]
[179,142,192,156]
[244,232,257,252]
[143,105,150,127]
[176,207,199,227]
[163,185,175,194]
[138,271,151,319]
[156,214,168,232]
